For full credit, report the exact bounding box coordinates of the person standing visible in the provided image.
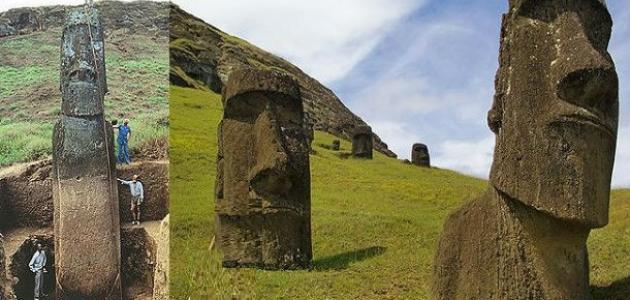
[118,175,144,225]
[113,118,132,164]
[29,243,47,300]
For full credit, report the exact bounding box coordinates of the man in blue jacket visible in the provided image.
[113,118,132,164]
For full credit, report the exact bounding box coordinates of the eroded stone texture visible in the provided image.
[433,1,618,299]
[52,7,122,299]
[352,125,373,159]
[411,143,430,167]
[216,68,312,269]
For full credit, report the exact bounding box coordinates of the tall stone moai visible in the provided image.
[433,1,618,299]
[411,143,430,167]
[352,125,373,159]
[215,68,312,270]
[52,7,122,299]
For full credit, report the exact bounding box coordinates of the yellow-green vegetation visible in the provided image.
[589,189,630,299]
[0,28,168,166]
[171,86,630,299]
[170,86,256,299]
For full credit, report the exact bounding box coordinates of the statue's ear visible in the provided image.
[487,93,503,134]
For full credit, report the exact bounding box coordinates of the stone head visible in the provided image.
[223,68,309,199]
[489,0,618,228]
[60,8,107,117]
[412,143,430,167]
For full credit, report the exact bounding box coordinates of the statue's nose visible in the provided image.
[552,13,617,115]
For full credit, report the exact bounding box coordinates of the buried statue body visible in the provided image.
[53,6,122,299]
[433,0,618,299]
[215,68,312,270]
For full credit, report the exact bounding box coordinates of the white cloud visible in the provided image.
[0,0,164,12]
[171,0,427,83]
[612,126,630,188]
[368,121,424,159]
[433,135,495,178]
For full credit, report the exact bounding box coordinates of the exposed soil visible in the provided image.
[0,159,169,230]
[117,161,169,224]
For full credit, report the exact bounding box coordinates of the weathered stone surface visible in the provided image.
[411,143,430,167]
[52,7,122,299]
[433,1,618,299]
[332,139,341,151]
[352,125,373,159]
[216,68,312,270]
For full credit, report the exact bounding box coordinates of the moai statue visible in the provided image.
[352,125,373,159]
[215,68,312,270]
[52,7,122,299]
[331,139,341,151]
[411,143,430,167]
[433,1,618,299]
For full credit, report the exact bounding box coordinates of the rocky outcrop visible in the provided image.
[0,1,168,38]
[169,4,396,158]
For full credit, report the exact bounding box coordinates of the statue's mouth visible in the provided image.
[554,112,615,138]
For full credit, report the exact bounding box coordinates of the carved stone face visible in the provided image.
[412,143,430,167]
[60,10,106,117]
[217,69,312,269]
[489,0,618,228]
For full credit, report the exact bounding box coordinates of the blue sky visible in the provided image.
[174,0,630,187]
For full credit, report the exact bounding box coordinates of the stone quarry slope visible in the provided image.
[169,4,397,158]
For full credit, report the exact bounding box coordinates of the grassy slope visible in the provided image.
[170,86,630,299]
[0,28,169,165]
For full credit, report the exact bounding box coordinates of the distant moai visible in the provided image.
[411,143,430,167]
[331,139,341,151]
[352,125,373,159]
[433,1,618,299]
[215,68,312,269]
[52,7,122,299]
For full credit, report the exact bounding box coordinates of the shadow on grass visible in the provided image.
[592,276,630,300]
[313,246,386,271]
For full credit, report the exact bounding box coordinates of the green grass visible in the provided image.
[0,66,55,98]
[171,86,630,299]
[0,27,169,166]
[0,121,53,165]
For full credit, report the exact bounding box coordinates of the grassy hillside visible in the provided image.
[0,25,169,166]
[170,86,630,299]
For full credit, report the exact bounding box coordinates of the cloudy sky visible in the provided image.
[172,0,630,187]
[4,1,627,186]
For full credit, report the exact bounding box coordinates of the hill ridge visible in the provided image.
[169,4,397,158]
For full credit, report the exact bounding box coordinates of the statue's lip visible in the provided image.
[555,113,615,137]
